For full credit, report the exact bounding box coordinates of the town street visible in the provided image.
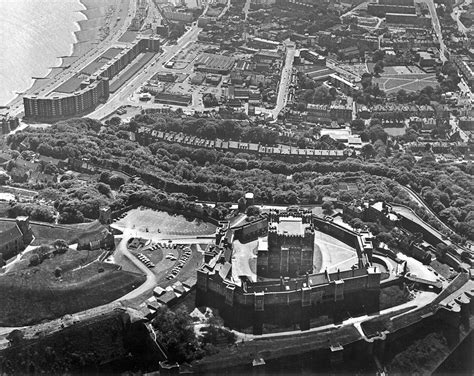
[89,25,202,120]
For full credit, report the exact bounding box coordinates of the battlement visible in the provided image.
[268,209,313,224]
[197,212,382,333]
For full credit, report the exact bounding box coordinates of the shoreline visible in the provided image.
[5,0,131,113]
[4,0,87,108]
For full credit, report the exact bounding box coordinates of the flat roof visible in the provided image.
[194,53,235,71]
[272,216,309,236]
[81,47,123,76]
[54,74,88,94]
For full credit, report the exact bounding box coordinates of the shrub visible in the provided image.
[29,254,40,266]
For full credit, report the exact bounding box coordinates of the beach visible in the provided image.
[6,0,132,115]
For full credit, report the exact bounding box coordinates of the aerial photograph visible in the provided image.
[0,0,473,374]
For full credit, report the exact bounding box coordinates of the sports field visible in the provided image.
[342,63,438,93]
[376,75,438,93]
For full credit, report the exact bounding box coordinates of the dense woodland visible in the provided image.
[4,116,473,242]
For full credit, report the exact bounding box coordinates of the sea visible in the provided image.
[0,0,85,106]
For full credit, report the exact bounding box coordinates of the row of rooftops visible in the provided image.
[307,103,352,111]
[357,103,435,113]
[148,276,197,308]
[136,127,349,157]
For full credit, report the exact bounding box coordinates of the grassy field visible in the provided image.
[379,284,413,311]
[114,208,217,236]
[31,220,108,246]
[0,247,145,326]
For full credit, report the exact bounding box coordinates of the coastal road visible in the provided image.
[6,0,136,118]
[89,25,202,119]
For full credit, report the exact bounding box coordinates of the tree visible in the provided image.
[237,197,247,212]
[152,307,201,363]
[99,171,111,184]
[350,119,365,132]
[246,205,261,217]
[54,267,62,278]
[108,175,125,189]
[0,253,5,268]
[361,143,376,159]
[349,217,365,229]
[29,254,40,266]
[372,49,385,62]
[295,102,307,112]
[96,182,112,196]
[44,163,58,175]
[313,86,331,104]
[203,93,218,108]
[373,61,384,76]
[416,94,431,105]
[109,116,121,126]
[368,125,388,143]
[0,172,10,185]
[322,200,334,215]
[361,73,373,90]
[7,329,24,346]
[53,239,68,254]
[397,89,408,103]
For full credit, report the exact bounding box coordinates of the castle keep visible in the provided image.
[257,210,315,277]
[196,210,381,334]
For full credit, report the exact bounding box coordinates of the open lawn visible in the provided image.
[0,247,145,326]
[114,207,217,236]
[0,202,10,217]
[315,230,358,273]
[379,284,413,311]
[31,220,109,246]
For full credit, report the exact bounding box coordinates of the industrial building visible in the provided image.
[385,13,431,27]
[154,92,192,106]
[299,49,326,65]
[368,4,416,17]
[247,37,280,50]
[194,53,236,74]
